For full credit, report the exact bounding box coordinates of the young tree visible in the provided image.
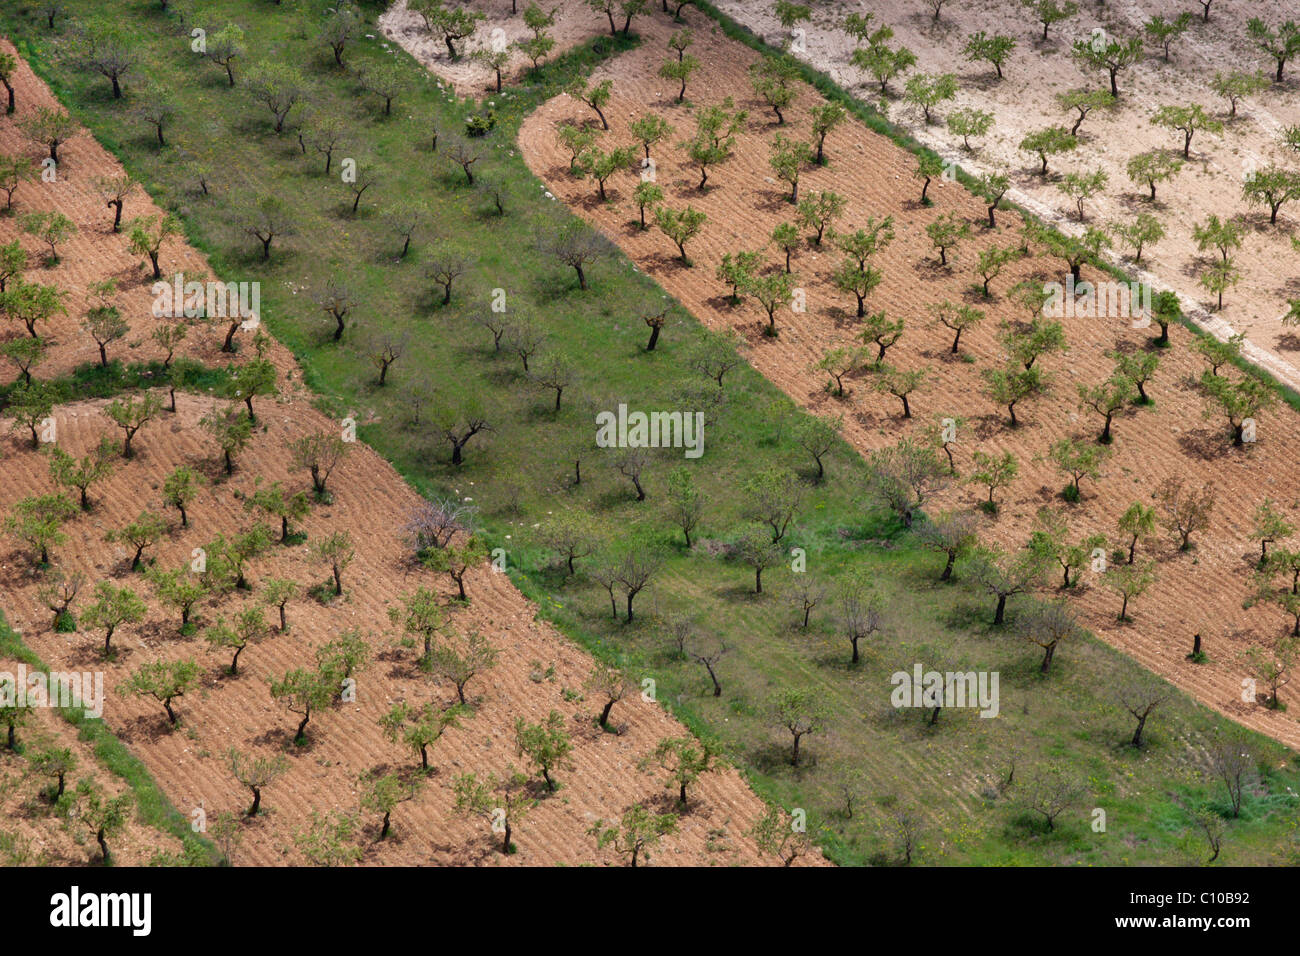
[380,700,463,773]
[288,430,349,497]
[642,736,724,806]
[680,99,746,190]
[315,531,355,597]
[1247,17,1300,82]
[205,21,245,86]
[1105,559,1157,621]
[1242,166,1300,225]
[588,804,678,867]
[269,667,334,743]
[453,768,534,854]
[964,545,1049,625]
[227,747,289,817]
[1211,70,1270,118]
[769,135,812,203]
[5,493,76,566]
[749,55,800,125]
[47,437,115,511]
[1071,32,1144,97]
[514,710,572,792]
[1126,150,1184,201]
[21,211,76,264]
[963,32,1016,79]
[768,687,827,766]
[122,658,199,724]
[1019,126,1077,176]
[200,405,253,475]
[104,510,169,572]
[1157,477,1214,551]
[1200,370,1275,445]
[969,449,1018,512]
[20,107,76,164]
[1056,88,1115,136]
[947,107,994,151]
[903,72,958,125]
[243,60,309,133]
[66,781,130,863]
[1017,598,1081,673]
[850,29,917,96]
[1151,104,1223,159]
[654,205,707,266]
[1252,499,1294,565]
[147,567,208,634]
[809,101,846,165]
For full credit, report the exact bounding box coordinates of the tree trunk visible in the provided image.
[993,594,1007,625]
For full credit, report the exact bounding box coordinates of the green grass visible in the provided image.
[5,0,1300,865]
[0,610,218,864]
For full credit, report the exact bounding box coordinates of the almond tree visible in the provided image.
[750,55,800,125]
[1157,477,1214,550]
[79,21,136,98]
[931,300,983,354]
[1077,372,1136,443]
[1071,32,1144,97]
[1150,104,1222,159]
[4,493,76,566]
[1017,598,1081,673]
[964,545,1049,625]
[288,430,349,497]
[67,781,130,863]
[1200,370,1275,445]
[205,22,245,86]
[514,710,572,791]
[47,437,115,510]
[768,687,827,766]
[381,700,463,772]
[0,51,15,114]
[1242,166,1300,225]
[1252,499,1293,564]
[270,666,334,743]
[1056,88,1114,136]
[680,99,746,190]
[82,581,146,657]
[105,510,169,572]
[227,748,289,816]
[315,531,354,597]
[242,196,297,261]
[588,804,678,867]
[1247,18,1300,82]
[1126,150,1184,201]
[963,32,1016,79]
[204,607,270,675]
[428,629,497,704]
[642,736,725,806]
[1210,70,1269,118]
[903,72,958,125]
[20,107,76,164]
[1105,560,1157,621]
[1116,678,1170,747]
[146,567,208,634]
[243,60,309,133]
[201,405,252,474]
[915,510,978,582]
[453,768,534,854]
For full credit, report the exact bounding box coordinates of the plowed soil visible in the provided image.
[513,9,1300,748]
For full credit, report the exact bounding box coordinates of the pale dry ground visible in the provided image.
[379,0,603,96]
[511,7,1300,748]
[0,39,797,867]
[719,0,1300,390]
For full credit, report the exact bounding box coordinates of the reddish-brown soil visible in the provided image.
[515,9,1300,747]
[0,39,794,866]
